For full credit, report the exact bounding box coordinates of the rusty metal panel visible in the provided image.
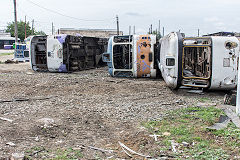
[136,35,152,77]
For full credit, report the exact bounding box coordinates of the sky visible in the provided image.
[0,0,240,37]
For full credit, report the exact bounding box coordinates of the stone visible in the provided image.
[182,142,189,146]
[37,118,55,128]
[6,142,16,146]
[163,132,171,136]
[11,153,24,160]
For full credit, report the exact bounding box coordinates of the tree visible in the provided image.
[6,21,46,41]
[35,31,46,35]
[148,30,162,39]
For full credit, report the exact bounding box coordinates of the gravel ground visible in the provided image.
[0,55,226,159]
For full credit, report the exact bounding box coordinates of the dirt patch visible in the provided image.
[0,55,31,73]
[0,62,225,159]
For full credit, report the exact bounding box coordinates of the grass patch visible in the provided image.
[53,148,83,160]
[198,97,211,102]
[24,147,83,160]
[0,52,14,56]
[143,106,240,159]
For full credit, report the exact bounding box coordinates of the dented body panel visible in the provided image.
[210,36,239,89]
[159,32,239,90]
[158,32,182,89]
[102,35,157,78]
[30,35,108,72]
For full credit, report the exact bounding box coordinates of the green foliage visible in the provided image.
[142,106,236,159]
[182,106,224,125]
[198,97,211,102]
[35,30,46,36]
[24,147,83,159]
[53,148,83,160]
[6,21,46,41]
[189,148,229,159]
[211,123,240,147]
[149,30,161,39]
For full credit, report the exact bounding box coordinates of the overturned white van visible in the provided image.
[158,32,240,90]
[102,35,157,78]
[30,35,107,72]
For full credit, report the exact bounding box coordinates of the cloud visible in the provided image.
[204,17,226,31]
[125,12,145,17]
[204,17,220,23]
[135,28,147,34]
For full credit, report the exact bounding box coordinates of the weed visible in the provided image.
[53,148,83,160]
[190,148,229,159]
[198,97,210,102]
[143,106,236,158]
[25,147,83,160]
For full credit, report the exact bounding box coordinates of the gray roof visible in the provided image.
[0,37,20,40]
[59,28,118,32]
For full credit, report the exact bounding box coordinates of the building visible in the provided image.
[203,32,239,37]
[0,30,20,49]
[0,37,19,49]
[0,30,11,37]
[58,28,123,38]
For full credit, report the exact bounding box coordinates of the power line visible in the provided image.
[25,0,115,22]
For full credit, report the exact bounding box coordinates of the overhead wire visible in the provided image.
[25,0,115,22]
[16,0,117,34]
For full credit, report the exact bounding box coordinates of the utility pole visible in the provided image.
[150,24,153,34]
[32,19,34,35]
[116,15,119,35]
[198,29,200,37]
[52,22,54,35]
[25,15,26,39]
[129,26,131,35]
[237,60,240,114]
[13,0,18,44]
[158,20,161,36]
[163,27,165,37]
[133,26,135,35]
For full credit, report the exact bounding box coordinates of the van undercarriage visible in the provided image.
[31,35,107,72]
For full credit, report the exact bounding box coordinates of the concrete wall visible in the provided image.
[59,29,123,38]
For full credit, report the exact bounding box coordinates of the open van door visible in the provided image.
[47,35,64,72]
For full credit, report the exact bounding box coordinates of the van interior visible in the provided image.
[113,44,132,69]
[182,38,212,87]
[30,36,47,71]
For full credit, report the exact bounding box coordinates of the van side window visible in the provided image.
[166,58,175,66]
